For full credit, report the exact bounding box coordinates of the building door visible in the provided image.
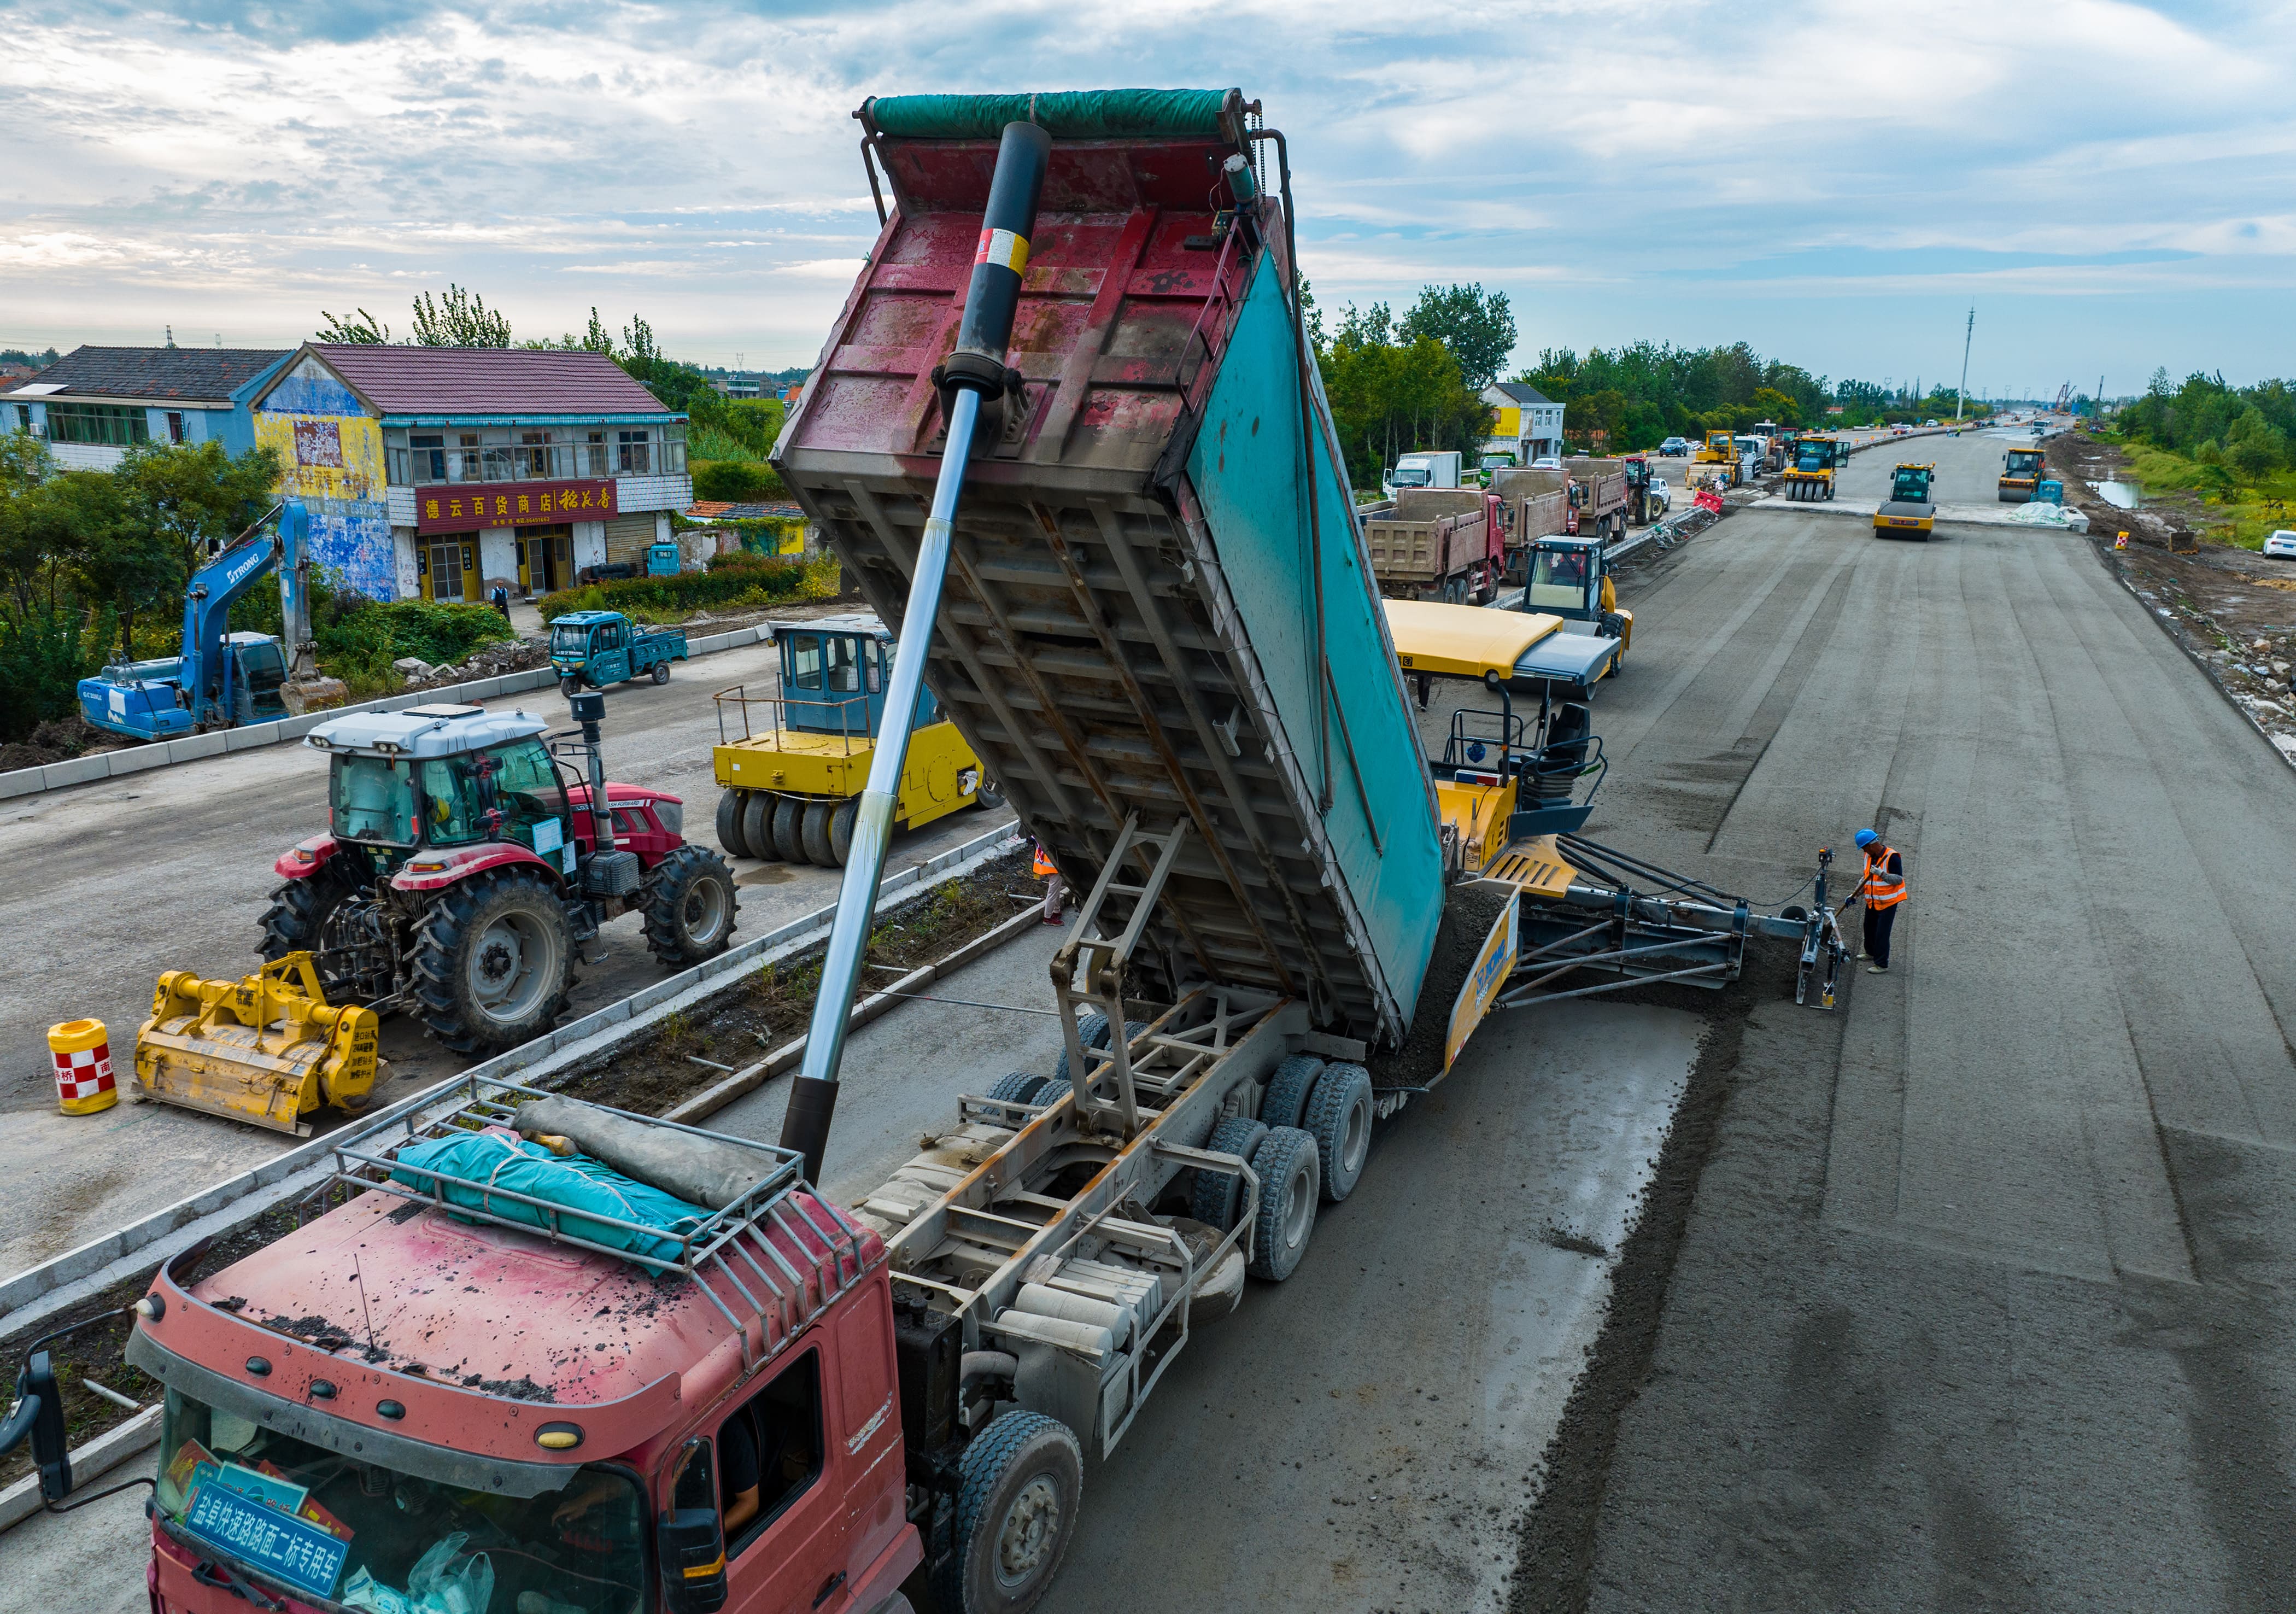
[422,540,477,601]
[515,523,572,595]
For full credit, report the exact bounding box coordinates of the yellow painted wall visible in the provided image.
[1493,406,1521,436]
[256,413,385,502]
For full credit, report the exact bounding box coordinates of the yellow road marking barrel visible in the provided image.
[49,1018,119,1115]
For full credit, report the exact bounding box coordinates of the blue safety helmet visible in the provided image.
[1853,828,1878,849]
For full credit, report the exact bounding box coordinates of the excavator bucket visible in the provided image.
[133,952,381,1135]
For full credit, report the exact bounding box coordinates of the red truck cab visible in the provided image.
[125,1098,918,1614]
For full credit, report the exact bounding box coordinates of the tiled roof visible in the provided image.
[24,346,288,402]
[307,344,673,416]
[1490,381,1557,407]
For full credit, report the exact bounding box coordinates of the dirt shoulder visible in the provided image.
[2051,432,2296,762]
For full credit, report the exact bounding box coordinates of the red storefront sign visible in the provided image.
[416,479,617,534]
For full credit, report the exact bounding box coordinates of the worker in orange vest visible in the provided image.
[1849,827,1906,973]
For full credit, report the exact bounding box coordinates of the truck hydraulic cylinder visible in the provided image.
[781,119,1050,1184]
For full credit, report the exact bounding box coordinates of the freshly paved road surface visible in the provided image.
[1540,426,2296,1611]
[0,635,1010,1274]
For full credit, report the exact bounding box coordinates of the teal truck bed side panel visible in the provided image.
[1184,251,1442,1022]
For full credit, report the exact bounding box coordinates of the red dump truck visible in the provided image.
[1363,488,1505,603]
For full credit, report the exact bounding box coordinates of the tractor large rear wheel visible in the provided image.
[408,868,573,1056]
[259,859,364,995]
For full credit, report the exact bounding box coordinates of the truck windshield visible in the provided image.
[331,756,416,846]
[155,1388,645,1613]
[1391,466,1431,487]
[2006,452,2042,474]
[1796,445,1829,470]
[550,624,593,655]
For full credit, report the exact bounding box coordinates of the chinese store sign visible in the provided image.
[417,478,617,533]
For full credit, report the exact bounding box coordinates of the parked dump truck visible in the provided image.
[1364,487,1504,603]
[18,89,1848,1614]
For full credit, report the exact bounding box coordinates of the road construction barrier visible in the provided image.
[48,1019,118,1115]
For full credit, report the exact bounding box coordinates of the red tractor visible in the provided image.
[260,694,737,1055]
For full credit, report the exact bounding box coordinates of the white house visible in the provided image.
[1481,382,1565,464]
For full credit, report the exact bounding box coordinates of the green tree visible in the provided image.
[118,441,284,611]
[317,308,391,344]
[1750,386,1802,427]
[411,284,512,347]
[1397,284,1516,391]
[47,471,171,656]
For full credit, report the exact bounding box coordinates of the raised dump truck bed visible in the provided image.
[776,91,1443,1048]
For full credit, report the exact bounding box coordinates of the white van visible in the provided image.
[1382,450,1463,499]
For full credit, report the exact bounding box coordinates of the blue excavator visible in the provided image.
[77,500,348,739]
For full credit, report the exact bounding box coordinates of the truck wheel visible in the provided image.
[1302,1062,1374,1202]
[977,777,1007,811]
[640,846,738,969]
[801,801,837,866]
[408,868,572,1056]
[559,677,580,700]
[1191,1116,1267,1232]
[1247,1126,1320,1281]
[651,660,671,685]
[987,1072,1053,1105]
[1258,1054,1325,1132]
[741,792,778,862]
[828,799,858,865]
[772,797,809,862]
[258,860,360,970]
[1053,1015,1147,1083]
[716,790,751,859]
[938,1411,1082,1614]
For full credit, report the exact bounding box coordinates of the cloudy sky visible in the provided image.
[3,0,2290,396]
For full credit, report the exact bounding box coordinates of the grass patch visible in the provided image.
[2112,441,2296,549]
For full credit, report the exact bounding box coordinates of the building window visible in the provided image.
[11,404,31,435]
[617,429,651,475]
[166,411,185,443]
[45,402,150,446]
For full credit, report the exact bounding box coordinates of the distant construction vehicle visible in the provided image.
[1781,436,1848,501]
[710,613,993,866]
[1694,429,1743,489]
[1875,463,1938,539]
[1999,446,2046,502]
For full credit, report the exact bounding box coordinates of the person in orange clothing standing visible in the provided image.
[1850,827,1907,973]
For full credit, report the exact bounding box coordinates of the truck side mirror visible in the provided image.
[0,1351,73,1501]
[658,1508,729,1612]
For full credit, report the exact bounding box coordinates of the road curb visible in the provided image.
[0,817,1022,1338]
[0,621,783,804]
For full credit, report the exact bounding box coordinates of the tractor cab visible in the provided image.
[1795,438,1835,473]
[549,610,629,674]
[775,615,944,740]
[1521,535,1632,650]
[304,706,583,878]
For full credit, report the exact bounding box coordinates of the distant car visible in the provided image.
[1659,436,1690,457]
[2265,530,2296,559]
[1531,455,1562,470]
[1649,477,1672,513]
[1925,418,1940,427]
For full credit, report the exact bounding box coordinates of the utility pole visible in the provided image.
[1954,304,1974,424]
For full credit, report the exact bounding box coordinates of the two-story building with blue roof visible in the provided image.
[247,343,693,604]
[3,346,292,470]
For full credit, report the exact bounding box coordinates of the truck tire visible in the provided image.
[1053,1016,1147,1084]
[640,845,738,969]
[1247,1126,1320,1281]
[987,1071,1053,1106]
[937,1411,1082,1614]
[408,867,573,1056]
[559,676,581,700]
[1191,1116,1267,1232]
[801,801,837,866]
[651,660,671,685]
[828,799,858,866]
[772,797,809,863]
[1258,1054,1325,1132]
[257,859,362,980]
[1302,1062,1374,1202]
[741,792,778,862]
[977,777,1007,811]
[716,790,751,859]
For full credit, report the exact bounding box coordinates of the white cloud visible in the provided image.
[0,0,2291,382]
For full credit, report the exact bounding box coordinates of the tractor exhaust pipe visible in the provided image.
[779,118,1051,1185]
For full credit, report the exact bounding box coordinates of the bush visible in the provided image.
[537,561,817,623]
[0,602,115,743]
[692,459,788,502]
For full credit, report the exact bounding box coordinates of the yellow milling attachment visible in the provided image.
[133,951,381,1135]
